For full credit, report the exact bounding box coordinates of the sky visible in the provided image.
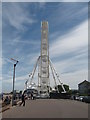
[0,2,2,93]
[1,2,88,92]
[1,0,90,2]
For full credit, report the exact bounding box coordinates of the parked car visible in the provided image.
[79,96,85,102]
[71,95,76,100]
[75,96,80,101]
[83,96,90,103]
[35,95,41,99]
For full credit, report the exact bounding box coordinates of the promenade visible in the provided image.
[2,99,88,118]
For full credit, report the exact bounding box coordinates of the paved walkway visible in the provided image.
[3,99,88,118]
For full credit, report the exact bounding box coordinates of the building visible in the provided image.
[78,80,90,94]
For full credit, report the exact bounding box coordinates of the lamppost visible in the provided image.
[11,58,19,106]
[25,79,29,90]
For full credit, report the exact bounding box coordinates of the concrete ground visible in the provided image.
[2,99,88,118]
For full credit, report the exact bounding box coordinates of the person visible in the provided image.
[31,92,33,100]
[20,93,25,106]
[73,95,76,100]
[1,93,3,101]
[4,96,11,105]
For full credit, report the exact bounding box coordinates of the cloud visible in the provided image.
[61,69,88,89]
[3,3,37,31]
[2,73,29,91]
[61,0,89,1]
[5,36,40,46]
[49,20,88,89]
[2,0,89,2]
[39,2,46,8]
[50,20,88,58]
[0,58,2,70]
[49,3,88,40]
[2,3,88,92]
[0,3,2,93]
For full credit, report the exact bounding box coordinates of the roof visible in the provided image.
[78,80,90,85]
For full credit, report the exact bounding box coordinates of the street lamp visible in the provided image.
[25,79,29,90]
[11,59,19,106]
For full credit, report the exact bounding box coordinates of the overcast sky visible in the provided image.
[1,2,88,92]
